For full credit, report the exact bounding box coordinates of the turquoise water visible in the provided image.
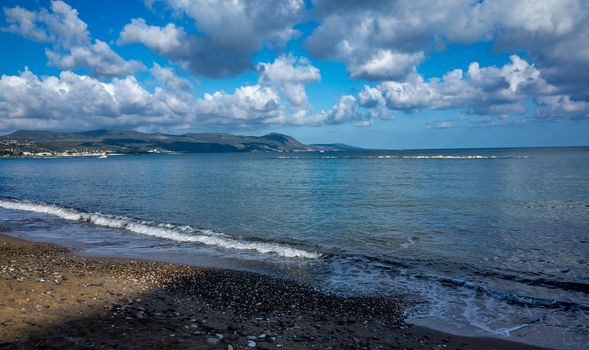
[1,148,588,349]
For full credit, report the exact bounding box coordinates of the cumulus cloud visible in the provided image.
[372,56,555,115]
[312,92,395,126]
[0,68,185,131]
[2,1,586,131]
[257,55,320,112]
[118,18,188,57]
[306,0,465,81]
[3,6,53,43]
[315,55,587,126]
[258,55,320,85]
[117,0,587,121]
[2,1,143,77]
[2,0,88,49]
[194,85,283,127]
[0,56,583,133]
[348,50,425,81]
[482,0,589,101]
[0,56,326,132]
[119,0,305,78]
[193,55,323,127]
[307,0,589,103]
[317,95,361,124]
[150,63,195,116]
[45,40,144,78]
[535,95,589,120]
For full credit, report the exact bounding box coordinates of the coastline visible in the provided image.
[0,234,548,349]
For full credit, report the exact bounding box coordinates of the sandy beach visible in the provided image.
[0,234,547,349]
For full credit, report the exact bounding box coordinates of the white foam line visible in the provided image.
[497,323,532,336]
[277,155,524,160]
[0,198,320,259]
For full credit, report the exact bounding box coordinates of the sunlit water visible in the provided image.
[1,148,587,349]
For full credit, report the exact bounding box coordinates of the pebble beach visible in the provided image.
[0,234,547,349]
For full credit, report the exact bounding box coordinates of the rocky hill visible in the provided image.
[0,129,361,155]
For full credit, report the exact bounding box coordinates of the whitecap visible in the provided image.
[0,198,320,259]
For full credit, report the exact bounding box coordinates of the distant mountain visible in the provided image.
[310,143,364,151]
[0,129,361,154]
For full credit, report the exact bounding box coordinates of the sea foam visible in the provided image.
[0,198,320,259]
[276,155,527,160]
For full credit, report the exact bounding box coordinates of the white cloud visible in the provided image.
[307,0,589,103]
[45,39,144,78]
[2,0,89,49]
[347,50,425,81]
[119,18,187,56]
[314,55,586,126]
[151,63,193,94]
[322,95,359,124]
[164,0,303,49]
[2,1,587,131]
[195,85,283,126]
[372,56,553,115]
[0,68,188,131]
[1,56,583,133]
[257,55,320,112]
[0,58,325,132]
[311,94,387,126]
[306,0,463,81]
[535,95,589,120]
[258,55,320,85]
[118,0,305,78]
[2,1,143,77]
[2,6,52,43]
[193,55,324,127]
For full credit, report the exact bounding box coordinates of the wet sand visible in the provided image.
[0,234,548,349]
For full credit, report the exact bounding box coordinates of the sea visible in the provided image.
[0,147,587,349]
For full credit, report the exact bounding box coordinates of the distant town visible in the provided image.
[0,129,359,158]
[0,138,174,158]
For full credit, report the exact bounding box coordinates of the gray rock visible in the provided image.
[207,337,220,345]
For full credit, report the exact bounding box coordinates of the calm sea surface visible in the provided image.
[1,148,588,349]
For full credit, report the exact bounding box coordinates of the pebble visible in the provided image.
[0,237,411,349]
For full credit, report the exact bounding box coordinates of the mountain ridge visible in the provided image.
[0,129,362,155]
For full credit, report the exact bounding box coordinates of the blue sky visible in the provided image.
[0,0,587,149]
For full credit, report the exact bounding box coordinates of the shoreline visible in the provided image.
[0,234,548,349]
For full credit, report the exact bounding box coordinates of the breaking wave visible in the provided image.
[0,198,320,259]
